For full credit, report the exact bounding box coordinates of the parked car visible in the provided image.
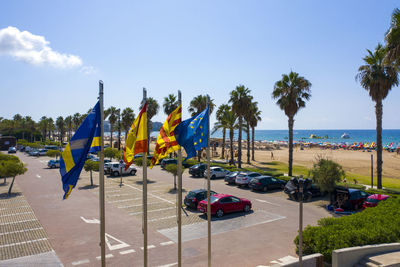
[224,171,247,185]
[204,166,230,179]
[160,158,178,169]
[134,153,154,160]
[109,162,137,176]
[8,146,17,154]
[362,194,390,209]
[197,194,252,218]
[48,159,60,168]
[189,163,207,177]
[32,149,47,156]
[104,162,118,174]
[235,172,262,187]
[184,189,217,209]
[333,187,370,210]
[249,176,286,192]
[284,177,323,201]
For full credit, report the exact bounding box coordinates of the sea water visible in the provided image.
[210,129,400,145]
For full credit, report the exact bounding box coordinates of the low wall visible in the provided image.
[332,242,400,267]
[271,254,324,267]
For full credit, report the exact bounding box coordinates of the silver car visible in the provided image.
[235,172,262,187]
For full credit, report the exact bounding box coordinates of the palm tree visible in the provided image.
[356,44,399,189]
[25,116,35,141]
[65,116,73,141]
[38,116,48,141]
[249,102,262,161]
[244,99,256,164]
[121,107,135,142]
[188,95,215,116]
[56,116,65,144]
[47,118,54,140]
[215,104,231,159]
[72,113,81,131]
[385,8,400,65]
[229,85,252,168]
[105,106,118,148]
[272,71,311,176]
[163,94,178,115]
[225,110,238,165]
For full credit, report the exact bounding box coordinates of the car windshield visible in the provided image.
[187,191,197,197]
[366,198,380,203]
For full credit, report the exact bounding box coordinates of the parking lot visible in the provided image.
[1,153,331,266]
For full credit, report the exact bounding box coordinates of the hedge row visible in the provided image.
[294,197,400,262]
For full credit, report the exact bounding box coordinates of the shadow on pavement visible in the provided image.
[199,210,254,221]
[167,188,187,194]
[135,179,156,185]
[78,184,99,190]
[0,192,22,199]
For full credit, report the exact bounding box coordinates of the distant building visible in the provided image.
[0,136,17,150]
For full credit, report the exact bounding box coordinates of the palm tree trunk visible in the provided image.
[288,116,294,176]
[230,128,235,166]
[90,170,93,186]
[238,116,242,168]
[110,125,113,148]
[246,122,250,164]
[376,99,383,189]
[221,128,226,159]
[251,126,255,161]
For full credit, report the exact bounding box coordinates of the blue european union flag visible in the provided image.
[175,106,209,160]
[60,101,100,199]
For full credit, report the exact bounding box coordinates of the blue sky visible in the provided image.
[1,0,399,130]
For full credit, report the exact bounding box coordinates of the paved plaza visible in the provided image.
[0,152,330,266]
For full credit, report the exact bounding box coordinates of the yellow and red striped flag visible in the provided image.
[150,105,182,168]
[123,102,147,170]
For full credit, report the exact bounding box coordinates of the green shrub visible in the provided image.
[295,197,400,262]
[134,157,151,166]
[310,158,345,194]
[46,150,61,159]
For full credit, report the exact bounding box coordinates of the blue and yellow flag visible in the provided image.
[174,106,209,160]
[89,124,101,153]
[60,102,100,199]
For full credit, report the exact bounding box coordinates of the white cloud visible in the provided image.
[0,26,82,68]
[80,66,97,75]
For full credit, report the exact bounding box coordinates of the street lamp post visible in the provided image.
[298,177,304,267]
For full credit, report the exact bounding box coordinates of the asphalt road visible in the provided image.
[13,152,331,267]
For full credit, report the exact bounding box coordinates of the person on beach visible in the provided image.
[271,151,274,159]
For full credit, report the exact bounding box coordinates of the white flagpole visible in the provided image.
[206,95,211,267]
[177,90,183,267]
[99,81,106,267]
[142,88,148,267]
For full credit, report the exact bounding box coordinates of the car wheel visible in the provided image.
[130,170,136,175]
[244,205,250,212]
[263,186,268,192]
[216,209,224,218]
[211,175,216,179]
[113,171,119,176]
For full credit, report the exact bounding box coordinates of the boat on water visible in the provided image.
[341,133,350,139]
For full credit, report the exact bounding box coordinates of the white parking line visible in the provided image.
[140,245,156,250]
[96,254,113,260]
[0,219,37,226]
[107,193,132,197]
[124,184,174,204]
[0,211,33,218]
[119,201,165,208]
[0,227,43,236]
[0,205,29,211]
[130,207,174,216]
[149,215,176,222]
[36,174,41,179]
[119,249,136,255]
[157,263,178,267]
[0,238,47,248]
[108,197,142,203]
[255,199,280,206]
[71,259,90,265]
[160,241,174,246]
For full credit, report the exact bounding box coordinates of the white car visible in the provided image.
[235,172,262,187]
[204,166,231,179]
[109,162,137,176]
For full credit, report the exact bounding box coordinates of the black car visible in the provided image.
[249,176,286,192]
[160,158,178,169]
[284,177,323,201]
[184,189,217,209]
[224,171,246,185]
[189,163,207,177]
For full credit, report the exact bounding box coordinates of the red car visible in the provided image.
[197,194,252,218]
[363,194,390,209]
